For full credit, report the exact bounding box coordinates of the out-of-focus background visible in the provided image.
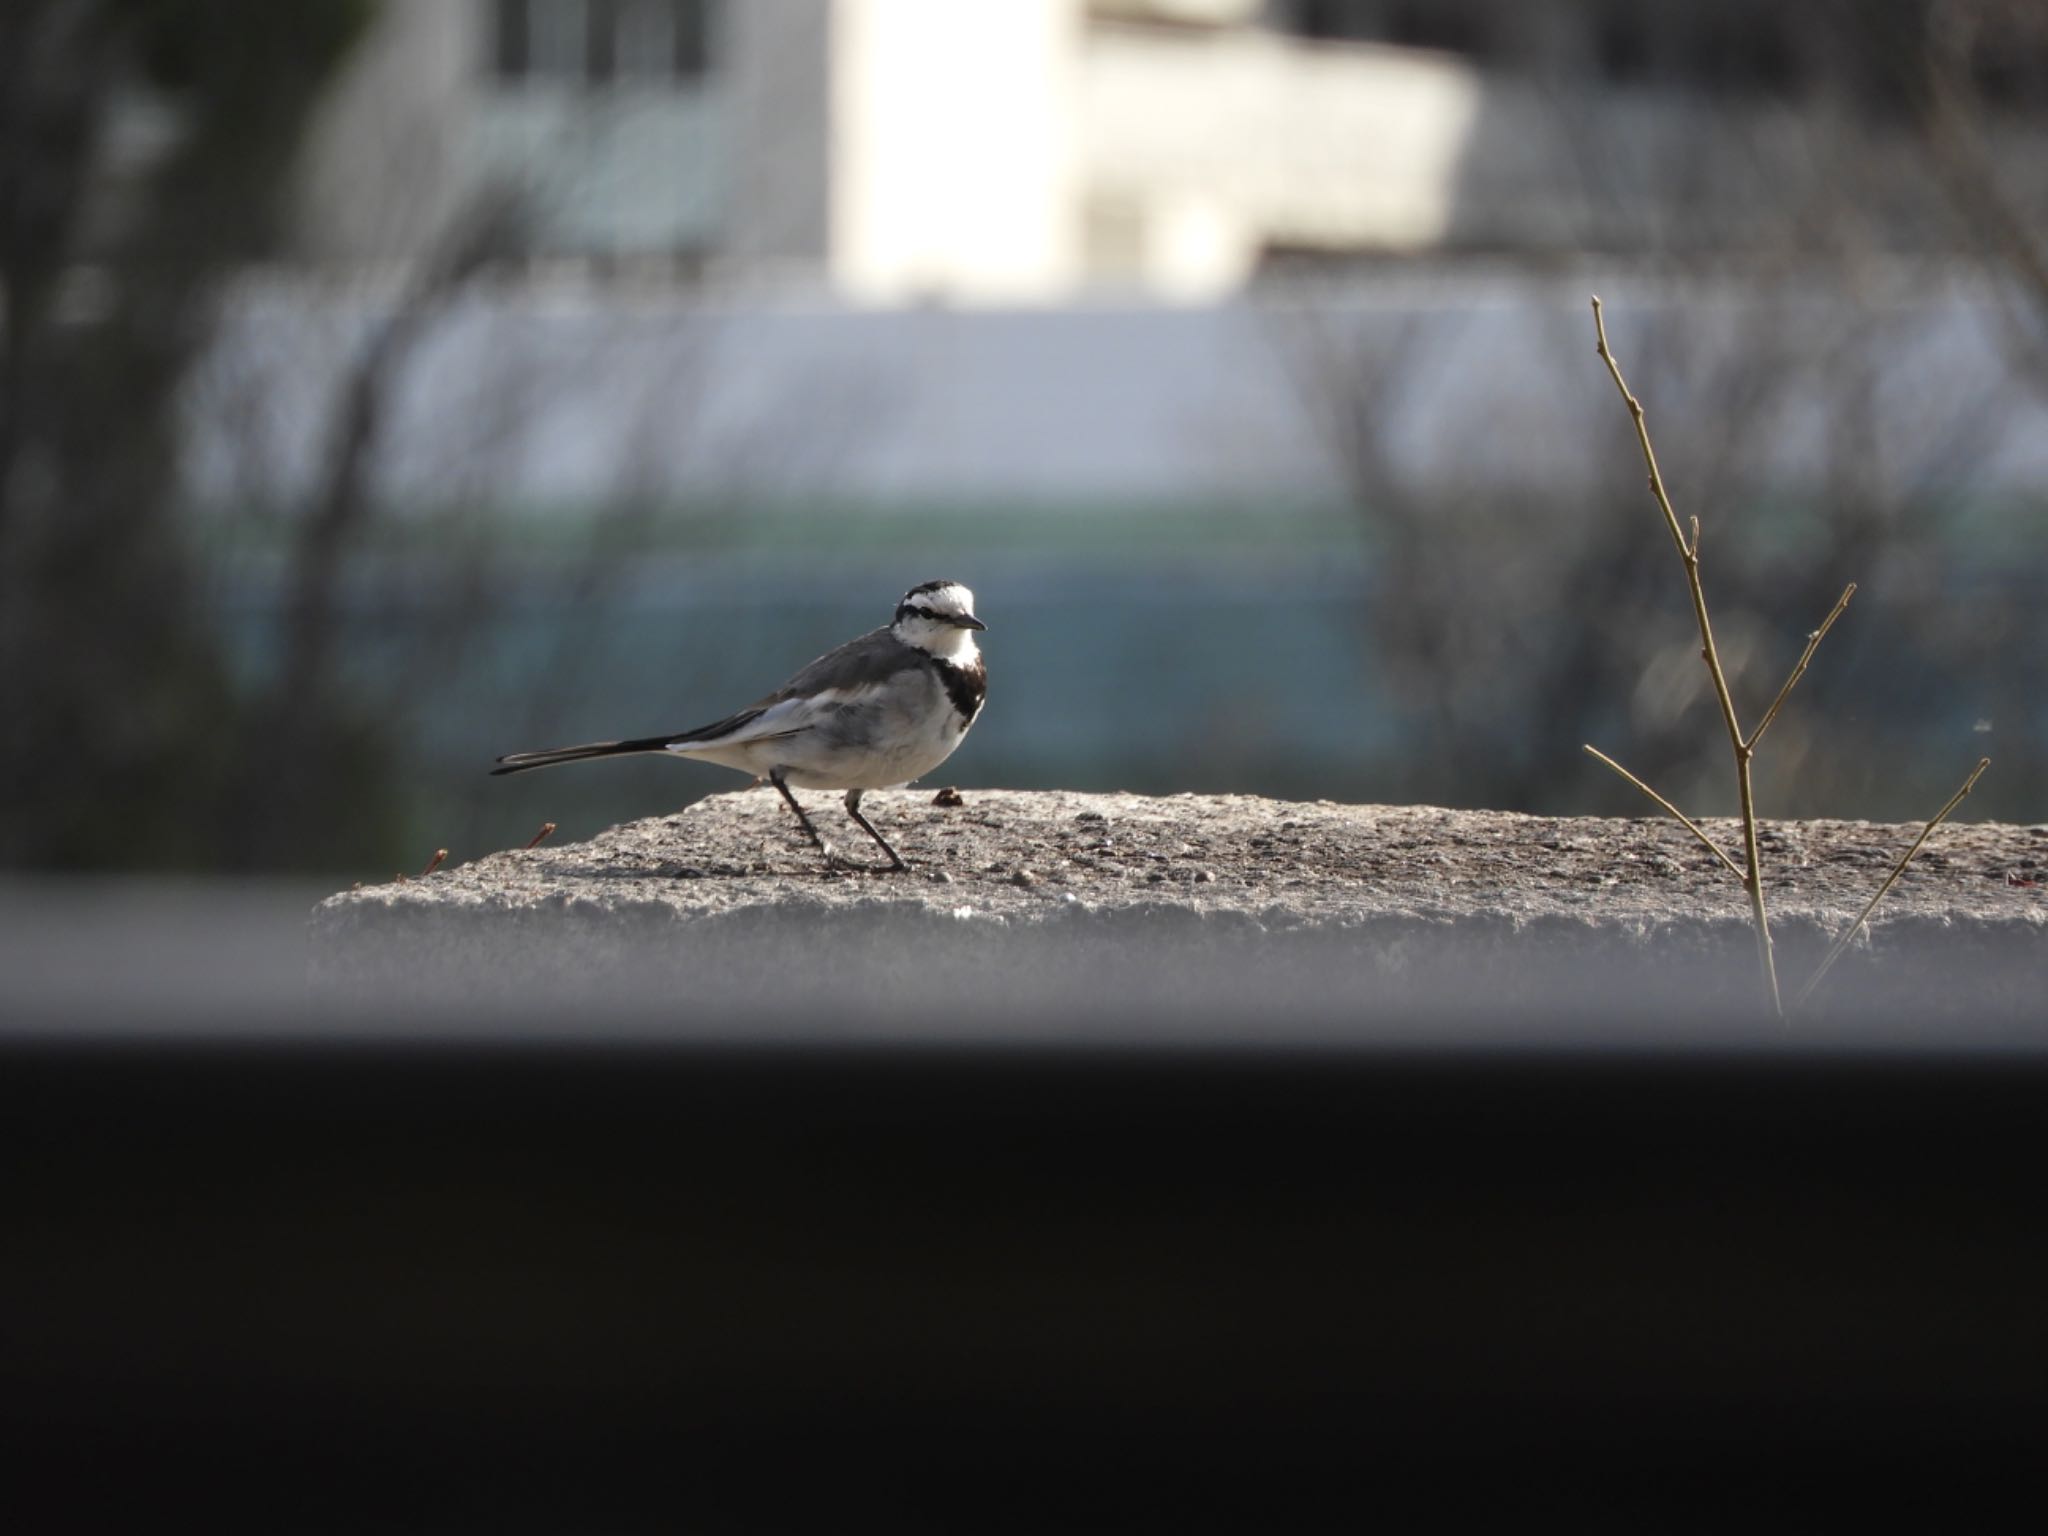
[4,0,2045,880]
[8,12,2048,1507]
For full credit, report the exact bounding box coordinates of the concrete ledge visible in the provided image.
[310,790,2047,1037]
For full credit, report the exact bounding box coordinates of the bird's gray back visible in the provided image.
[762,626,927,704]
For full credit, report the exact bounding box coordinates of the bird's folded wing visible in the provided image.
[664,629,928,750]
[668,677,909,750]
[664,693,833,749]
[664,703,785,748]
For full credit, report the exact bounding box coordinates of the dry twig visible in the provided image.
[1582,745,1744,880]
[1791,758,1991,1013]
[1588,295,1794,1014]
[1750,583,1856,750]
[1586,297,1990,1017]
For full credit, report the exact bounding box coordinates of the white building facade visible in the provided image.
[295,0,2048,303]
[296,0,1495,302]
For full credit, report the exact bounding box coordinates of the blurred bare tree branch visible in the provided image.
[1271,0,2047,820]
[1918,0,2048,393]
[0,0,378,869]
[231,191,526,868]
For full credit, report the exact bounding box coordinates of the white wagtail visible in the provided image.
[493,580,987,871]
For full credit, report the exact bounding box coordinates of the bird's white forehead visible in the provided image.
[907,583,974,615]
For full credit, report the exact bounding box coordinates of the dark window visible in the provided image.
[1384,1,1479,58]
[1692,10,1801,97]
[1293,0,1343,41]
[587,0,616,82]
[673,0,709,77]
[1292,0,1380,44]
[1594,5,1652,85]
[489,0,711,84]
[1747,28,1800,95]
[1969,16,2048,109]
[494,0,529,77]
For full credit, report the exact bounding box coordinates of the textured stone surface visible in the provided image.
[308,789,2046,1036]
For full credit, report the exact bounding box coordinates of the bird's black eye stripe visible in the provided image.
[897,604,944,624]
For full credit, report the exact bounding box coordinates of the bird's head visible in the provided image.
[892,580,985,660]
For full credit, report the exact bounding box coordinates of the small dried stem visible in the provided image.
[419,848,449,878]
[1583,745,1745,880]
[1792,758,1991,1013]
[1591,299,1748,760]
[1591,297,1692,563]
[524,821,557,851]
[1733,758,1780,1015]
[1749,583,1856,751]
[1591,296,1780,1016]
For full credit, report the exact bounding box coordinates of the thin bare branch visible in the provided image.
[1591,296,1693,563]
[1583,745,1746,880]
[1590,297,1780,1015]
[1792,758,1991,1013]
[1748,583,1857,750]
[1591,300,1750,775]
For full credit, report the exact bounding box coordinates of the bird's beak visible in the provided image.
[957,614,986,632]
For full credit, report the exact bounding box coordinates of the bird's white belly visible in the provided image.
[776,708,964,790]
[675,697,966,790]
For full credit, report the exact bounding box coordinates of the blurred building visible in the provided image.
[291,0,2048,303]
[167,0,2048,512]
[18,0,2046,866]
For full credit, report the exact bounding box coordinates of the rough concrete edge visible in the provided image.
[306,882,2046,1023]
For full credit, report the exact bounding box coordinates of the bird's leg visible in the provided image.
[843,788,909,872]
[768,769,838,865]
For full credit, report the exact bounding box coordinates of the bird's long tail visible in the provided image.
[491,734,675,776]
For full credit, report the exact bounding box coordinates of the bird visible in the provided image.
[491,580,987,872]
